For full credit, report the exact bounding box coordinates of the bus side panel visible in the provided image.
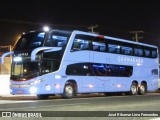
[36,74,56,94]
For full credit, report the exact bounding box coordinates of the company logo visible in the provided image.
[17,53,29,57]
[118,56,143,64]
[2,112,11,117]
[1,112,42,118]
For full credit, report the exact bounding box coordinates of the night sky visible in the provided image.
[0,0,160,52]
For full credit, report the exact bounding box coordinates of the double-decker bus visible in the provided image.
[1,28,159,99]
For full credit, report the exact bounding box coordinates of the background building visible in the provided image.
[0,57,11,74]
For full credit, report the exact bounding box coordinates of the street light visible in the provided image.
[43,26,49,32]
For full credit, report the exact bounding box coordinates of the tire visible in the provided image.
[63,82,76,98]
[37,94,49,100]
[138,83,146,95]
[130,82,138,95]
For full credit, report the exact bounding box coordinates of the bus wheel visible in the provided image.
[37,94,49,100]
[63,82,75,98]
[138,83,146,95]
[130,82,138,95]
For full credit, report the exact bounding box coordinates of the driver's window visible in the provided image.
[45,34,58,47]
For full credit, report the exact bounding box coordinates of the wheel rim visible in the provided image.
[140,85,145,94]
[131,84,137,95]
[65,85,74,97]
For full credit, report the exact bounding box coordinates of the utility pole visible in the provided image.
[88,25,99,34]
[130,31,143,42]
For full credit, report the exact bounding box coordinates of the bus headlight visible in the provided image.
[10,89,12,93]
[29,87,37,94]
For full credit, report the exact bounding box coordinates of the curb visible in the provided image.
[0,94,37,99]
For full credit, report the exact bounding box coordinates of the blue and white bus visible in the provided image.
[1,28,159,99]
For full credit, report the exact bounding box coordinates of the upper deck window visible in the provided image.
[14,32,45,51]
[108,44,120,54]
[71,33,158,59]
[71,34,93,51]
[134,47,143,57]
[121,46,133,55]
[152,50,157,58]
[45,35,68,47]
[44,30,71,48]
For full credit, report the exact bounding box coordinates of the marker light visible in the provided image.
[13,57,22,62]
[55,75,61,79]
[54,84,60,89]
[43,26,49,32]
[117,84,121,88]
[89,84,94,88]
[137,63,141,66]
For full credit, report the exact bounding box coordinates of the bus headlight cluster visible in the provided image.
[13,57,22,62]
[29,87,37,94]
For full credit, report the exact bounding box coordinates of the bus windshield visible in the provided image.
[11,30,72,80]
[11,61,39,80]
[14,32,45,51]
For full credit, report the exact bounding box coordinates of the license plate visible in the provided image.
[18,90,23,94]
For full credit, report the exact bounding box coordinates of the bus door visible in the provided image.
[92,40,117,92]
[70,34,96,93]
[90,51,106,92]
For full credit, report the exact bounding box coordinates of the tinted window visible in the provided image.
[144,49,151,57]
[41,59,60,75]
[92,37,106,52]
[71,34,158,59]
[66,63,93,76]
[108,44,120,53]
[71,35,93,51]
[92,42,106,52]
[92,64,133,77]
[45,31,69,47]
[66,63,82,75]
[106,65,119,76]
[92,64,107,76]
[66,62,133,77]
[121,46,133,55]
[14,32,45,51]
[72,39,89,50]
[134,47,143,56]
[152,50,157,58]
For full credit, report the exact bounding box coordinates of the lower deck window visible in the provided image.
[66,62,133,77]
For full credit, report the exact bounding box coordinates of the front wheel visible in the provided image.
[63,83,76,98]
[130,83,138,95]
